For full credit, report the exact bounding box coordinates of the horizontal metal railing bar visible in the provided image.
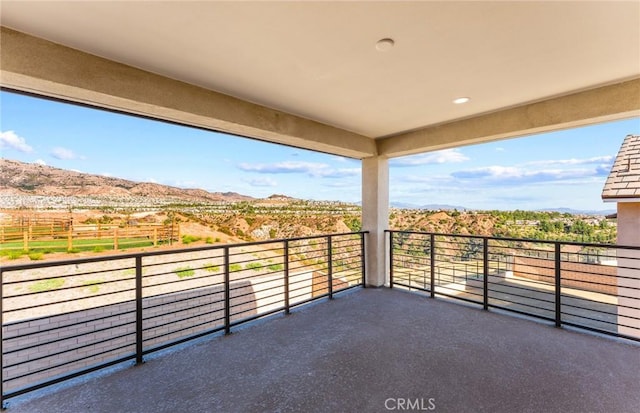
[142,310,224,334]
[2,354,137,401]
[143,320,225,344]
[487,283,556,301]
[386,229,637,250]
[3,289,137,313]
[4,342,135,384]
[560,311,617,325]
[142,300,225,323]
[3,319,136,355]
[2,269,135,286]
[4,282,136,302]
[142,290,224,312]
[561,321,639,341]
[140,274,224,291]
[487,303,555,322]
[1,232,368,272]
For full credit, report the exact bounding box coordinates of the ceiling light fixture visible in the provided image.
[453,97,470,104]
[375,38,395,52]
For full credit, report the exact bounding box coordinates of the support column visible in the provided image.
[362,156,389,287]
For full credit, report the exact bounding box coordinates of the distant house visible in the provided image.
[601,134,640,338]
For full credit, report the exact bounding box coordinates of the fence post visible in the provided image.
[555,243,562,328]
[113,228,119,250]
[23,230,28,251]
[153,228,158,247]
[67,227,73,252]
[135,256,144,364]
[284,240,290,314]
[328,236,333,299]
[224,247,231,335]
[389,231,394,288]
[483,238,489,310]
[430,234,435,298]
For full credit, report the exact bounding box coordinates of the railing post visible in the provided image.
[328,236,333,299]
[389,231,394,288]
[555,242,562,328]
[483,237,489,311]
[135,255,143,364]
[1,268,4,409]
[284,240,290,315]
[430,234,435,298]
[360,232,366,288]
[224,246,231,335]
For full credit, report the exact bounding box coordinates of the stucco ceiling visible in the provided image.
[1,1,639,139]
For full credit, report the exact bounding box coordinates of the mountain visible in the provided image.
[0,159,254,203]
[390,202,468,211]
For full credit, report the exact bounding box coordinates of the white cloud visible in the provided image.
[525,155,614,167]
[238,161,360,179]
[34,159,47,166]
[244,177,278,187]
[391,149,469,167]
[51,146,85,160]
[0,130,33,153]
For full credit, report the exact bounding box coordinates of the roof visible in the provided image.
[602,135,640,201]
[1,1,639,140]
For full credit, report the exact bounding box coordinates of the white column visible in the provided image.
[362,156,389,287]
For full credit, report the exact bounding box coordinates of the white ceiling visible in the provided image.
[1,1,639,138]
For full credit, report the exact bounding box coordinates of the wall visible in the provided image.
[513,256,617,295]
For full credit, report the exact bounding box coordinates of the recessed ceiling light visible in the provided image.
[453,97,470,104]
[375,38,395,52]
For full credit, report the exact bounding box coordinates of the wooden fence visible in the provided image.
[0,222,178,252]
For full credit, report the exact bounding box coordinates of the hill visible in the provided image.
[0,159,254,203]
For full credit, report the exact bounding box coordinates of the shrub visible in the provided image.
[83,279,103,294]
[268,263,283,271]
[245,262,263,271]
[93,246,106,253]
[181,235,202,245]
[229,263,242,272]
[28,251,44,261]
[7,250,25,260]
[29,278,65,293]
[174,266,195,278]
[204,263,220,272]
[205,237,214,244]
[215,237,221,243]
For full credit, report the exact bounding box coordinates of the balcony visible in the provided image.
[1,232,639,412]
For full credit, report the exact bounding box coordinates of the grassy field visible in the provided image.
[0,237,164,258]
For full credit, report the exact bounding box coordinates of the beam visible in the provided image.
[378,78,640,158]
[0,27,376,159]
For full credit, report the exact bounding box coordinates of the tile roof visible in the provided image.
[602,134,640,200]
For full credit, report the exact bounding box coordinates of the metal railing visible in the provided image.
[0,231,367,405]
[388,230,640,342]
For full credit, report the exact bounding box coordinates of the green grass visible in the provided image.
[82,279,103,294]
[181,235,202,245]
[28,251,44,261]
[29,278,65,293]
[203,263,220,272]
[0,237,155,253]
[4,250,25,260]
[245,262,263,271]
[229,263,242,272]
[267,263,284,271]
[174,266,195,278]
[205,237,214,244]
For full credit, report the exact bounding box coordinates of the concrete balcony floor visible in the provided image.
[8,288,639,413]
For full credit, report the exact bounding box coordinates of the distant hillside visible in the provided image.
[0,159,254,203]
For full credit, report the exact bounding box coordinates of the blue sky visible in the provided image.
[1,90,638,211]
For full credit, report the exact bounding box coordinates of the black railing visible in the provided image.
[0,232,367,405]
[388,230,640,342]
